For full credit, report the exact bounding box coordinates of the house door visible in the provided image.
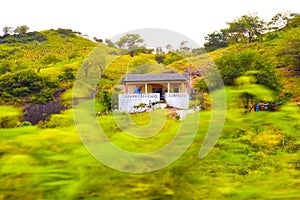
[152,88,164,100]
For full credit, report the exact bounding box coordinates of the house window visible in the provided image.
[173,87,179,93]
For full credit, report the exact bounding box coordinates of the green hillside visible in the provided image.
[0,19,300,200]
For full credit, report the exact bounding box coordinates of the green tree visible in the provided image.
[115,34,144,49]
[0,70,58,103]
[269,11,299,30]
[194,79,208,92]
[204,30,228,51]
[2,26,12,36]
[14,25,29,35]
[285,14,300,29]
[93,37,103,43]
[226,14,265,43]
[58,67,75,82]
[104,39,115,48]
[277,28,300,71]
[96,90,111,112]
[216,51,281,91]
[81,46,106,78]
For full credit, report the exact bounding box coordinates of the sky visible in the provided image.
[1,0,300,47]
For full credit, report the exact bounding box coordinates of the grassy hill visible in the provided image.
[0,25,300,199]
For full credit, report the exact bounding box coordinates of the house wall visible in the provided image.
[125,82,190,94]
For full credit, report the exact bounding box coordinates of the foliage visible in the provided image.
[57,28,78,37]
[116,33,145,49]
[0,105,21,128]
[194,79,208,92]
[0,31,47,44]
[2,26,13,36]
[191,47,206,55]
[269,11,299,30]
[226,14,265,44]
[0,70,58,103]
[0,90,300,199]
[95,90,111,112]
[41,54,61,64]
[277,27,300,70]
[14,25,29,35]
[58,67,76,82]
[215,51,281,91]
[162,51,184,65]
[0,60,11,75]
[93,37,103,43]
[204,30,228,51]
[104,38,115,47]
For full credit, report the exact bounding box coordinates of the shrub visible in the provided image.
[216,51,281,91]
[58,67,76,82]
[0,70,58,103]
[42,54,61,64]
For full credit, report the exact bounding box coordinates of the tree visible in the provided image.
[285,14,300,29]
[2,26,12,36]
[104,39,115,48]
[115,33,144,49]
[216,51,281,91]
[84,47,106,76]
[277,28,300,71]
[226,14,265,43]
[204,30,228,51]
[58,67,75,82]
[156,46,162,54]
[96,90,111,112]
[179,41,190,52]
[269,11,299,30]
[93,37,103,43]
[14,25,29,35]
[0,70,58,103]
[165,44,172,51]
[192,48,205,55]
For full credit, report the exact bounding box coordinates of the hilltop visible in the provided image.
[0,23,300,124]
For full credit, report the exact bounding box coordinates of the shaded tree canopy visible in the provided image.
[115,34,145,50]
[269,11,300,30]
[204,30,228,52]
[226,14,265,43]
[104,39,115,48]
[215,51,281,91]
[277,27,300,71]
[14,25,30,35]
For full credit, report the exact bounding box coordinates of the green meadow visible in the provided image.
[1,86,300,199]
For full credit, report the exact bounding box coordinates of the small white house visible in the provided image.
[118,73,191,112]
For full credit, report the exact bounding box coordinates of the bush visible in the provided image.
[0,70,58,103]
[58,67,75,82]
[216,51,281,91]
[42,54,61,64]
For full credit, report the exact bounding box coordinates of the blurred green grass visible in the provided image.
[0,87,300,199]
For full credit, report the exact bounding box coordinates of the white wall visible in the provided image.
[118,93,160,112]
[165,93,189,109]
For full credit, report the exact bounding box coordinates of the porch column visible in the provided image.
[181,82,184,93]
[145,82,148,94]
[187,82,191,95]
[125,83,128,94]
[167,82,170,93]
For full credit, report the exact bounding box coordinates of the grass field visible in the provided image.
[0,87,299,199]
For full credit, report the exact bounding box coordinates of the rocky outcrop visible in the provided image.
[22,88,67,125]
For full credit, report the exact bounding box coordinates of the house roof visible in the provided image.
[123,73,190,83]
